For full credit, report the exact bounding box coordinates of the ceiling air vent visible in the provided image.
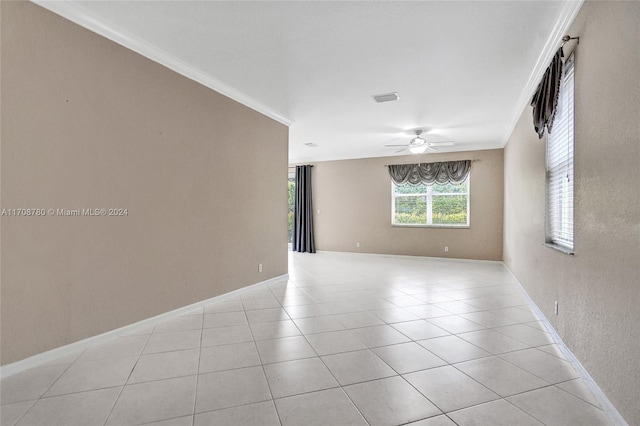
[373,92,399,103]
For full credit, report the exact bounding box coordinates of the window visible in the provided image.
[392,178,469,226]
[546,54,574,252]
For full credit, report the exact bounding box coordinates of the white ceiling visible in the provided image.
[35,1,582,163]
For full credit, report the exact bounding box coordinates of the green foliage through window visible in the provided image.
[288,178,295,242]
[432,195,467,224]
[392,180,469,226]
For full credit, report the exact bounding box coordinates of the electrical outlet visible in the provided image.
[258,264,263,273]
[554,301,558,315]
[444,246,449,252]
[317,209,320,215]
[356,242,360,248]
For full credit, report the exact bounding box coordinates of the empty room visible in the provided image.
[1,1,638,425]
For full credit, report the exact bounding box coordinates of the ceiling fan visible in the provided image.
[385,130,454,154]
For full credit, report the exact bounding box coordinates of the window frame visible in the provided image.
[391,177,471,228]
[545,53,575,254]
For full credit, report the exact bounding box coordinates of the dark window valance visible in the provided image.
[387,160,471,186]
[531,47,564,139]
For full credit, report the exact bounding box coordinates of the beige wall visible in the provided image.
[503,2,640,423]
[0,2,288,365]
[311,149,503,260]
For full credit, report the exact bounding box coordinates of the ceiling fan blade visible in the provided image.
[385,144,409,147]
[427,141,454,146]
[395,147,408,153]
[426,146,440,152]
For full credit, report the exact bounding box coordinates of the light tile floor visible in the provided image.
[1,252,615,425]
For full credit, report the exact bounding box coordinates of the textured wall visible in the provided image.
[311,149,503,260]
[1,2,288,364]
[503,1,640,423]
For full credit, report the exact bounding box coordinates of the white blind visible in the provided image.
[546,55,574,250]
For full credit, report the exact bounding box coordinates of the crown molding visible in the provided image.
[30,1,293,127]
[501,0,584,145]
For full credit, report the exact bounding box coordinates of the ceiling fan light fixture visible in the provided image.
[409,144,427,154]
[384,129,452,154]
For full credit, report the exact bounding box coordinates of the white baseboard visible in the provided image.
[0,274,289,379]
[501,263,627,426]
[316,250,503,265]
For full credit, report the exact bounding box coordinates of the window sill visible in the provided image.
[544,243,574,255]
[392,224,470,229]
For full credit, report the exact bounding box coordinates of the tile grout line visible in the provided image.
[242,292,284,426]
[3,254,621,425]
[0,275,290,380]
[494,347,581,387]
[272,285,373,426]
[502,263,627,426]
[7,360,77,426]
[284,262,536,417]
[102,332,153,426]
[384,328,502,421]
[551,377,606,408]
[190,321,204,426]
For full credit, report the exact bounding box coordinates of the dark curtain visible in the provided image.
[531,47,564,139]
[388,160,471,186]
[293,165,315,253]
